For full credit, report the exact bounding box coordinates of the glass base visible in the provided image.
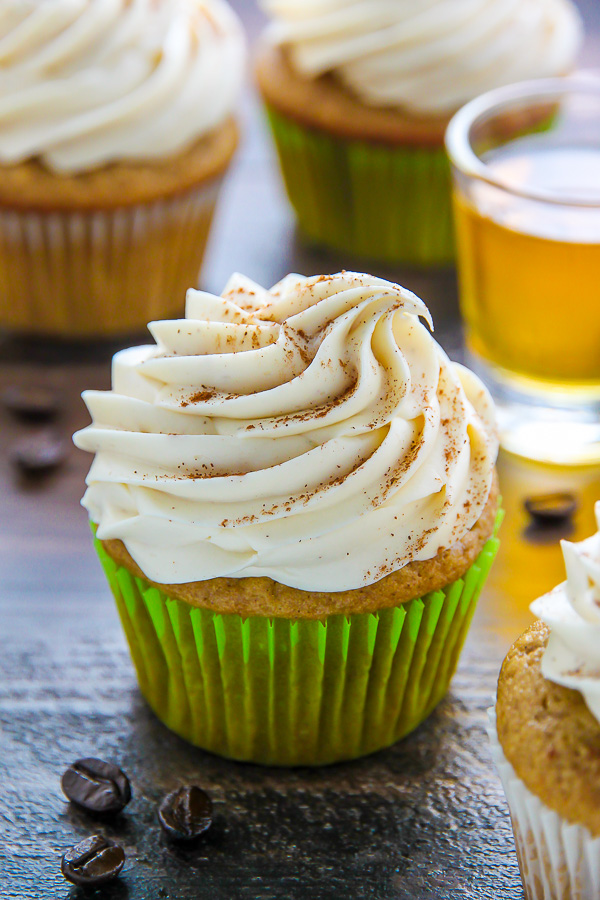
[466,352,600,465]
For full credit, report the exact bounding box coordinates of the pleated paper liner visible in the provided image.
[265,105,454,267]
[93,511,501,766]
[0,178,221,338]
[488,708,600,899]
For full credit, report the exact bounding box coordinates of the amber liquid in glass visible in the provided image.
[454,144,600,391]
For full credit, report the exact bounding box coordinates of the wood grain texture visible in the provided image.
[1,2,599,896]
[0,601,521,900]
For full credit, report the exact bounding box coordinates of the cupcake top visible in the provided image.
[0,0,245,173]
[495,618,600,837]
[74,271,498,592]
[531,502,600,722]
[260,0,583,116]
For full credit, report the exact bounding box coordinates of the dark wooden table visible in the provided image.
[2,4,600,898]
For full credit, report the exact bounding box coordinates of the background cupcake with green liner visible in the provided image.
[255,0,583,266]
[0,0,245,338]
[74,270,500,766]
[490,502,600,899]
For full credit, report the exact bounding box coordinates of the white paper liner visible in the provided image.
[0,177,222,337]
[487,707,600,899]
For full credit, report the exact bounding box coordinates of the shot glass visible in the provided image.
[446,77,600,465]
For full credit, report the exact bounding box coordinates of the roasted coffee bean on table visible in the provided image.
[158,786,213,841]
[1,384,62,421]
[61,834,125,887]
[10,430,67,474]
[61,758,132,814]
[524,492,578,525]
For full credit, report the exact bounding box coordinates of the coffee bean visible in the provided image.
[2,384,62,421]
[158,786,213,841]
[10,430,66,474]
[61,834,125,886]
[61,758,131,814]
[524,492,577,524]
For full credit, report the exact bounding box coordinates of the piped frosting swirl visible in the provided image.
[74,271,498,591]
[0,0,245,173]
[531,502,600,722]
[261,0,583,115]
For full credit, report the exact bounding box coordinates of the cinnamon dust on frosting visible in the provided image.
[74,270,498,591]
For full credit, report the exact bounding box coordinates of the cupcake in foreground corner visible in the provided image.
[74,270,501,765]
[490,503,600,899]
[255,0,582,266]
[0,0,245,338]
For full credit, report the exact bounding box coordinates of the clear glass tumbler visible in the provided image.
[446,76,600,465]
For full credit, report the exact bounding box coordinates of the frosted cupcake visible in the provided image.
[75,270,501,765]
[0,0,245,338]
[256,0,582,265]
[490,503,600,899]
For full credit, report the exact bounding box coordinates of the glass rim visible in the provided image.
[445,73,600,207]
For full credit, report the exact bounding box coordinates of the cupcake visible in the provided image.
[490,502,600,899]
[74,270,501,765]
[255,0,582,266]
[0,0,245,338]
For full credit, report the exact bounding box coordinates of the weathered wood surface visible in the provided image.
[1,3,600,897]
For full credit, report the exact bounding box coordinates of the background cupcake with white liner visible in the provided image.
[255,0,583,265]
[75,269,501,765]
[0,0,245,338]
[490,502,600,899]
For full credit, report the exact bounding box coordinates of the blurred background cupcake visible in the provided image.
[490,503,600,899]
[255,0,583,266]
[0,0,245,339]
[75,269,501,766]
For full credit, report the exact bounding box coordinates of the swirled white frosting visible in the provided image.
[531,503,600,723]
[0,0,245,173]
[261,0,583,115]
[74,271,498,591]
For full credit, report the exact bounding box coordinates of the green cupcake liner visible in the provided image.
[93,509,501,766]
[265,105,454,267]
